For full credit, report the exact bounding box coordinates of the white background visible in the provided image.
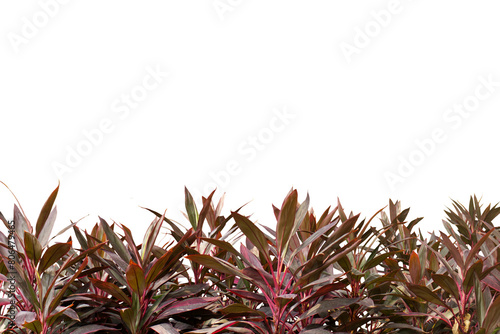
[1,1,500,242]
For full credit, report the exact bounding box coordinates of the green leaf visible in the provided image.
[432,274,460,301]
[185,187,199,229]
[201,238,241,257]
[126,260,146,296]
[232,212,269,260]
[186,254,250,280]
[426,243,460,282]
[218,303,266,318]
[35,183,59,239]
[24,232,42,265]
[145,229,194,285]
[463,260,483,294]
[89,278,131,304]
[38,241,71,273]
[276,189,298,256]
[197,190,216,233]
[407,283,449,309]
[120,307,137,333]
[46,305,76,327]
[100,217,131,263]
[475,272,486,326]
[22,320,43,333]
[284,193,310,257]
[320,213,359,253]
[362,250,401,271]
[142,215,163,262]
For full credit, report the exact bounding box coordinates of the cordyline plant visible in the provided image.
[1,183,500,333]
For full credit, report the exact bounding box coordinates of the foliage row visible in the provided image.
[1,185,500,333]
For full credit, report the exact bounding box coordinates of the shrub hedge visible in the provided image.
[1,185,500,333]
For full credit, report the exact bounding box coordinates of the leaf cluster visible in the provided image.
[1,186,500,334]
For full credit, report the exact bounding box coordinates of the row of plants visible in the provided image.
[1,184,500,333]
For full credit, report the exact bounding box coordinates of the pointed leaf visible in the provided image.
[185,187,199,229]
[218,303,266,318]
[38,207,57,248]
[49,257,89,312]
[35,184,59,238]
[432,274,460,301]
[89,278,130,304]
[126,260,146,296]
[15,311,36,327]
[142,215,163,262]
[197,190,216,233]
[38,241,71,273]
[463,260,483,294]
[290,221,334,261]
[150,323,178,334]
[232,212,269,260]
[407,283,449,308]
[145,229,194,284]
[482,295,500,333]
[186,254,249,280]
[440,232,465,271]
[409,251,421,283]
[465,229,494,267]
[276,189,298,255]
[24,232,42,265]
[100,217,131,263]
[120,308,137,333]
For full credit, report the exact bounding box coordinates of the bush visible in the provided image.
[1,185,500,333]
